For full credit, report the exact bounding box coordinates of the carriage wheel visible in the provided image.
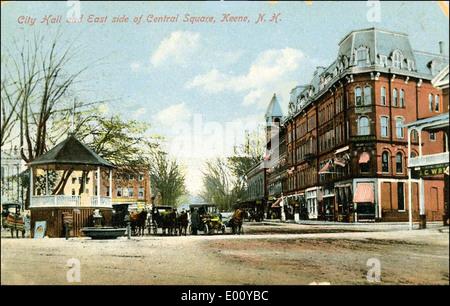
[203,224,209,235]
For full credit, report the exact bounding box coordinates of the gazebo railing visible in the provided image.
[30,195,112,208]
[91,196,112,208]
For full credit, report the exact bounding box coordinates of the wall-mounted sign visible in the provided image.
[412,164,449,178]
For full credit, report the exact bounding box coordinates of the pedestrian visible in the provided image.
[190,208,201,235]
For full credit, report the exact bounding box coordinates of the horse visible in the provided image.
[130,210,148,236]
[230,209,247,235]
[3,212,26,238]
[176,211,189,236]
[160,209,177,235]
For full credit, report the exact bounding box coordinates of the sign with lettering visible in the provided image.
[412,164,449,177]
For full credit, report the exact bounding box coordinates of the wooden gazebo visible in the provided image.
[29,135,115,237]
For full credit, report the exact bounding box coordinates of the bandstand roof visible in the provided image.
[29,134,115,170]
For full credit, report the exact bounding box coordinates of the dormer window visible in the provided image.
[407,59,415,71]
[378,54,388,67]
[356,46,369,68]
[392,50,404,69]
[430,59,443,76]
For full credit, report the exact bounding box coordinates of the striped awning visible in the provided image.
[353,183,374,203]
[271,196,285,208]
[318,161,331,174]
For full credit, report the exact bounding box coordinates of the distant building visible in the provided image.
[1,149,23,207]
[264,94,288,219]
[64,166,152,212]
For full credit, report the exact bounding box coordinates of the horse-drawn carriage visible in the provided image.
[189,204,226,235]
[1,202,27,238]
[149,205,178,235]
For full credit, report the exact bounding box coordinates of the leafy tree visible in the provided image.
[149,151,187,207]
[200,129,265,211]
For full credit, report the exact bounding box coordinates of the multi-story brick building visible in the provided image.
[282,27,448,222]
[64,166,152,212]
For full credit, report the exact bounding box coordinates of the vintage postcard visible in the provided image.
[1,0,449,297]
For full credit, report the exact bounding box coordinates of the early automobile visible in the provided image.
[189,204,226,235]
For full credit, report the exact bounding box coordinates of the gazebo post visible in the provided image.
[97,166,101,207]
[45,165,49,195]
[109,169,112,199]
[29,166,33,206]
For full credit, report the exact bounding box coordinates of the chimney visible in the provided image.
[439,41,445,55]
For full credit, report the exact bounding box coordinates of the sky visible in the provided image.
[1,1,449,195]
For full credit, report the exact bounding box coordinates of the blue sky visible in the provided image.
[1,1,449,194]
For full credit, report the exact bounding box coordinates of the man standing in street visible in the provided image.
[190,208,201,235]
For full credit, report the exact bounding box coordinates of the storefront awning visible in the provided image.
[271,196,285,208]
[318,161,331,174]
[335,146,349,155]
[353,182,374,203]
[359,152,370,164]
[334,157,346,167]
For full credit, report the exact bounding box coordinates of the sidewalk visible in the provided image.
[254,219,447,232]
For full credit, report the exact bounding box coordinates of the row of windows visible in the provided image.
[381,152,405,174]
[293,138,316,163]
[116,187,145,198]
[287,167,316,191]
[70,186,146,198]
[358,116,435,140]
[70,173,146,184]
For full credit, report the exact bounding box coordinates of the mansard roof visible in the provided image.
[285,27,449,121]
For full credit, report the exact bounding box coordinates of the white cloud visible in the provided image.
[155,102,192,125]
[129,61,141,71]
[185,47,305,93]
[151,31,201,67]
[133,107,147,119]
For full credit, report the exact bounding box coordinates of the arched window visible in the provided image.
[364,86,371,105]
[358,117,370,135]
[400,90,405,107]
[393,88,398,107]
[429,94,434,111]
[382,152,389,173]
[435,95,440,112]
[355,87,362,106]
[396,153,403,174]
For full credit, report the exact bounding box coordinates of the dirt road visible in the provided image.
[1,222,448,285]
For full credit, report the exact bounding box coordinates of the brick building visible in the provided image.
[64,166,152,212]
[282,27,448,222]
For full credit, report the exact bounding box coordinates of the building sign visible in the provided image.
[412,163,449,177]
[351,135,376,143]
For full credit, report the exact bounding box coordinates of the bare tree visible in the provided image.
[1,30,87,163]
